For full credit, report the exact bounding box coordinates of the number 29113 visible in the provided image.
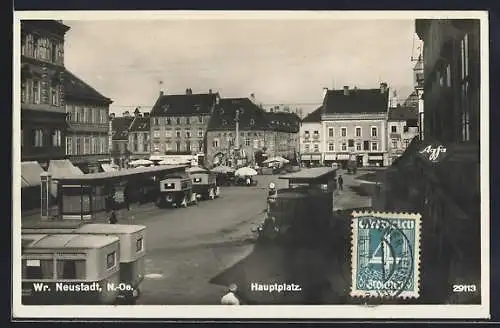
[452,284,477,293]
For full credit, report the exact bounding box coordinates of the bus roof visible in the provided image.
[75,223,146,234]
[26,234,119,249]
[53,165,187,185]
[279,167,338,182]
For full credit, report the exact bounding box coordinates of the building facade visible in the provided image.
[205,98,300,167]
[110,115,134,168]
[321,84,390,168]
[149,89,219,163]
[20,20,70,169]
[64,70,113,173]
[387,105,419,165]
[299,106,323,165]
[128,113,151,160]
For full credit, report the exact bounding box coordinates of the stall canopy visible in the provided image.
[101,163,119,173]
[48,160,84,197]
[21,161,45,188]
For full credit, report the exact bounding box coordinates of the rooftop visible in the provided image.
[388,106,418,121]
[64,70,113,104]
[129,116,150,132]
[111,117,134,141]
[301,106,322,123]
[150,92,219,117]
[323,87,389,115]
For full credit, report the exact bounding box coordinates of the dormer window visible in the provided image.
[250,118,255,126]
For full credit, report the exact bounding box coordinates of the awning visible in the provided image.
[337,154,350,160]
[324,154,336,161]
[311,155,322,161]
[369,156,384,160]
[21,161,45,188]
[48,160,84,197]
[301,155,311,161]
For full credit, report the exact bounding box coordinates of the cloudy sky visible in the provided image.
[62,16,422,115]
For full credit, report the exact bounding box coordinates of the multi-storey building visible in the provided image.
[20,20,70,169]
[149,88,220,164]
[386,105,419,165]
[110,114,134,168]
[299,106,323,166]
[205,97,300,167]
[128,112,150,160]
[321,84,390,168]
[64,70,113,173]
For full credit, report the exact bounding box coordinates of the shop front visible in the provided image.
[323,153,336,167]
[336,153,351,169]
[367,153,385,167]
[300,153,321,167]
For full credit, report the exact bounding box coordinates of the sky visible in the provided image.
[63,17,422,115]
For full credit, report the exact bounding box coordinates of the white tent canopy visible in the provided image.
[235,166,258,177]
[129,159,153,166]
[48,160,84,197]
[21,161,45,188]
[263,156,290,164]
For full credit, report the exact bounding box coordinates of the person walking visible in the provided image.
[220,283,240,305]
[337,174,344,192]
[109,210,118,224]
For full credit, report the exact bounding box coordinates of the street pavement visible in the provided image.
[20,170,374,305]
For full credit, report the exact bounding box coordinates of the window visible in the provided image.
[166,118,171,125]
[34,129,43,147]
[371,142,378,151]
[391,126,397,133]
[348,139,354,147]
[355,127,362,137]
[446,64,452,87]
[84,138,91,154]
[341,127,347,137]
[50,85,58,106]
[76,137,82,155]
[304,144,310,152]
[56,259,86,280]
[212,138,219,148]
[52,129,61,147]
[32,80,40,104]
[22,259,54,279]
[51,42,57,63]
[460,33,471,141]
[153,131,160,138]
[165,130,172,138]
[153,143,160,152]
[356,143,362,151]
[198,140,204,152]
[198,116,203,123]
[404,139,410,148]
[198,130,204,138]
[176,117,181,125]
[165,142,171,151]
[341,142,347,151]
[154,118,160,125]
[371,127,377,137]
[136,238,143,252]
[245,138,251,147]
[176,141,181,152]
[21,80,27,103]
[83,107,89,123]
[176,130,181,138]
[185,130,191,138]
[186,117,190,124]
[392,139,398,149]
[328,127,334,137]
[328,142,335,151]
[186,141,191,152]
[106,252,116,269]
[313,144,319,152]
[403,126,409,133]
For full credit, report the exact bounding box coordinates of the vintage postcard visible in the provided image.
[12,10,489,319]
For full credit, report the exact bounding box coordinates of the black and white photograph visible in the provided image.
[13,11,489,319]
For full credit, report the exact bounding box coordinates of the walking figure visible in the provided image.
[109,210,118,224]
[220,283,240,305]
[337,174,344,191]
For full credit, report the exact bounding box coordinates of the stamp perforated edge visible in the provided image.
[349,211,422,299]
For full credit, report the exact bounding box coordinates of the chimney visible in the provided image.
[209,89,212,94]
[143,112,150,118]
[159,91,164,96]
[343,86,349,96]
[109,113,116,119]
[250,93,256,103]
[380,82,388,94]
[322,87,328,99]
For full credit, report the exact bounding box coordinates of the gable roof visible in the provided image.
[150,93,219,117]
[323,88,389,115]
[64,70,112,104]
[301,106,322,123]
[388,106,418,121]
[129,116,150,132]
[111,117,134,141]
[207,98,267,131]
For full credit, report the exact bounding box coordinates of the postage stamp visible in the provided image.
[350,211,421,299]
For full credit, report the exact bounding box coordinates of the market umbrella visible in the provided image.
[129,159,153,166]
[211,165,235,174]
[263,156,290,164]
[187,166,208,174]
[235,166,258,177]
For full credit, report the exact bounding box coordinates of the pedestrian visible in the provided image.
[245,176,251,186]
[338,174,344,191]
[109,210,118,224]
[220,283,240,305]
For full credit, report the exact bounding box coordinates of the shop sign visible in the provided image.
[419,144,447,163]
